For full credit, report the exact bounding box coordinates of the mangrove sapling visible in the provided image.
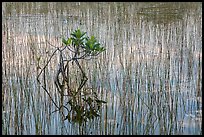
[37,29,106,125]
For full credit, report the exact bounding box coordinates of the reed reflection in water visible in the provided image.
[2,2,202,135]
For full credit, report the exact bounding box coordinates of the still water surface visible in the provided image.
[2,2,202,135]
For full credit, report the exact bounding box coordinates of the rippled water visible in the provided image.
[2,2,202,135]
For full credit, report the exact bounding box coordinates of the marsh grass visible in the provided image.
[2,2,202,135]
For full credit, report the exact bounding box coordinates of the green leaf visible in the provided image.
[76,31,81,38]
[62,37,68,45]
[93,43,100,51]
[70,29,87,46]
[90,36,96,42]
[67,38,72,45]
[90,44,94,50]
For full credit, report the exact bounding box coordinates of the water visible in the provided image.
[2,2,202,135]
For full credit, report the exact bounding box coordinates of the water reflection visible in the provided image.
[2,2,202,135]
